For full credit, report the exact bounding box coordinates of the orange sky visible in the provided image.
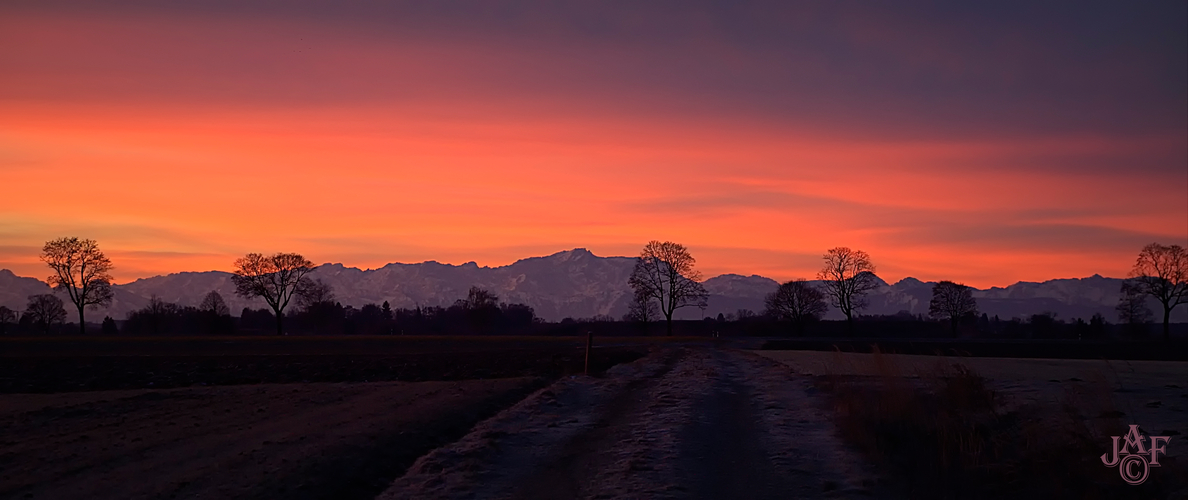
[2,2,1186,288]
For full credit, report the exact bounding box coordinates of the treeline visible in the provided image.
[721,310,1132,340]
[0,292,1170,340]
[238,285,538,335]
[581,309,1160,341]
[623,240,1182,340]
[7,237,1184,339]
[20,285,534,336]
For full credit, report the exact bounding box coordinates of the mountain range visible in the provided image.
[2,248,1182,324]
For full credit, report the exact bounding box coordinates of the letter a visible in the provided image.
[1122,425,1148,455]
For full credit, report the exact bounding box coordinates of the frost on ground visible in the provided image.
[380,348,878,500]
[759,350,1188,460]
[0,378,542,500]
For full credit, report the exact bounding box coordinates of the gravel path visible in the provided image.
[381,347,878,499]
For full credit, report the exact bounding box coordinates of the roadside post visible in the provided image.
[584,330,593,375]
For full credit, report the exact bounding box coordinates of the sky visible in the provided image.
[2,1,1186,288]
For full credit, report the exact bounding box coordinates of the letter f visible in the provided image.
[1149,436,1171,466]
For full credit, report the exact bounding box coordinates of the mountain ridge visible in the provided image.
[1,249,1182,323]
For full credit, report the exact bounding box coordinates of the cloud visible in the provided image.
[1,1,1184,288]
[3,1,1183,139]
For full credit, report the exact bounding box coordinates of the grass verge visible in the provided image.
[815,347,1185,499]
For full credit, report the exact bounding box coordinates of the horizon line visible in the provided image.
[1,244,1127,291]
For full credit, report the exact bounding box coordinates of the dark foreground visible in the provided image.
[761,338,1188,361]
[0,336,654,394]
[0,336,652,500]
[2,337,1184,499]
[0,379,543,499]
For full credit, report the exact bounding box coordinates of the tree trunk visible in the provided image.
[665,313,673,336]
[78,305,86,336]
[1163,307,1171,342]
[275,310,284,336]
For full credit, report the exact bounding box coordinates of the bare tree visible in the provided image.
[817,247,879,331]
[764,279,827,334]
[456,286,499,310]
[1116,279,1153,336]
[40,237,114,335]
[454,286,502,333]
[25,294,67,333]
[296,279,336,312]
[231,252,315,336]
[622,289,658,323]
[127,295,183,335]
[143,295,181,317]
[199,290,230,317]
[101,316,119,335]
[928,281,978,337]
[295,279,339,334]
[628,241,708,336]
[0,306,16,335]
[1129,243,1188,341]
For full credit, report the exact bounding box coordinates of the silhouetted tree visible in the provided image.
[350,303,389,335]
[1128,243,1187,341]
[928,281,978,337]
[101,316,119,335]
[297,279,335,310]
[457,286,499,310]
[622,289,658,323]
[199,291,230,317]
[231,252,315,335]
[379,301,395,334]
[817,247,878,332]
[455,286,502,333]
[0,306,15,335]
[1088,313,1107,339]
[628,241,708,336]
[1029,312,1060,339]
[765,279,827,334]
[124,296,184,335]
[1116,279,1153,336]
[40,237,114,335]
[500,303,537,328]
[25,294,67,334]
[239,307,276,332]
[295,279,341,334]
[197,290,233,334]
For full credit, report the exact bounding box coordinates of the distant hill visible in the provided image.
[0,269,53,314]
[1,249,1182,323]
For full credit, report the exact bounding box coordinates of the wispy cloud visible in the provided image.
[1,1,1183,288]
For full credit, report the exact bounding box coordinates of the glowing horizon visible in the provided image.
[2,2,1185,289]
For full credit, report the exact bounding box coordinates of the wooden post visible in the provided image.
[584,330,593,375]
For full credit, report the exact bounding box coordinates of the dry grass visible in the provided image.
[811,347,1186,499]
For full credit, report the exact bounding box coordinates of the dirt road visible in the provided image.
[383,348,878,499]
[3,347,879,499]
